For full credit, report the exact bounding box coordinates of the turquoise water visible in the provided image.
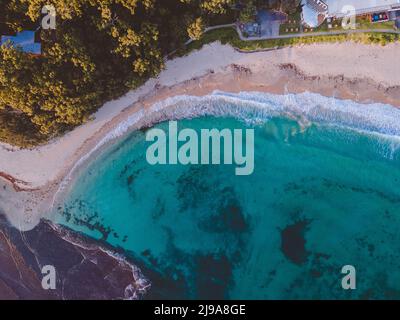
[55,92,400,299]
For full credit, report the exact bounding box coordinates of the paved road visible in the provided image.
[176,23,400,56]
[235,26,400,41]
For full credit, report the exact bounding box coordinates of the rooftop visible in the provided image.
[1,30,41,55]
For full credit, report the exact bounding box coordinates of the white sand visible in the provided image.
[0,43,241,188]
[1,41,400,229]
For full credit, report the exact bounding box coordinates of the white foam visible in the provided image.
[141,90,400,138]
[52,91,400,208]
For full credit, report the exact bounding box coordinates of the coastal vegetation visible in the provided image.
[0,0,398,148]
[239,1,257,23]
[0,0,234,147]
[183,26,400,54]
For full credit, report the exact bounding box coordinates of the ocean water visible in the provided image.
[54,91,400,299]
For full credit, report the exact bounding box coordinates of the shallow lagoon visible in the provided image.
[55,92,400,299]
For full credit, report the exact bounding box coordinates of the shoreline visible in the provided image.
[0,214,150,299]
[1,41,400,230]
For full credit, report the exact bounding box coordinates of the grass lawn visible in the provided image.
[179,27,400,57]
[356,17,395,30]
[279,23,301,35]
[292,17,395,34]
[279,10,302,35]
[308,18,343,33]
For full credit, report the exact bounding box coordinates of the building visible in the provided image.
[301,0,400,27]
[301,0,328,27]
[1,30,41,55]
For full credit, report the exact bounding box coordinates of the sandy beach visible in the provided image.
[1,41,400,230]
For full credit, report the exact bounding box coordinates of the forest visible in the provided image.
[0,0,299,147]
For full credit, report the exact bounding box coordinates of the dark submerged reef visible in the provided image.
[0,214,149,300]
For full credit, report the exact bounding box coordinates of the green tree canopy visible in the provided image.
[0,0,233,147]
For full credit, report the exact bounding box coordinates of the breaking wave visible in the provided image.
[52,91,400,207]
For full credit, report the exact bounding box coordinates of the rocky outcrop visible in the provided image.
[0,215,150,300]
